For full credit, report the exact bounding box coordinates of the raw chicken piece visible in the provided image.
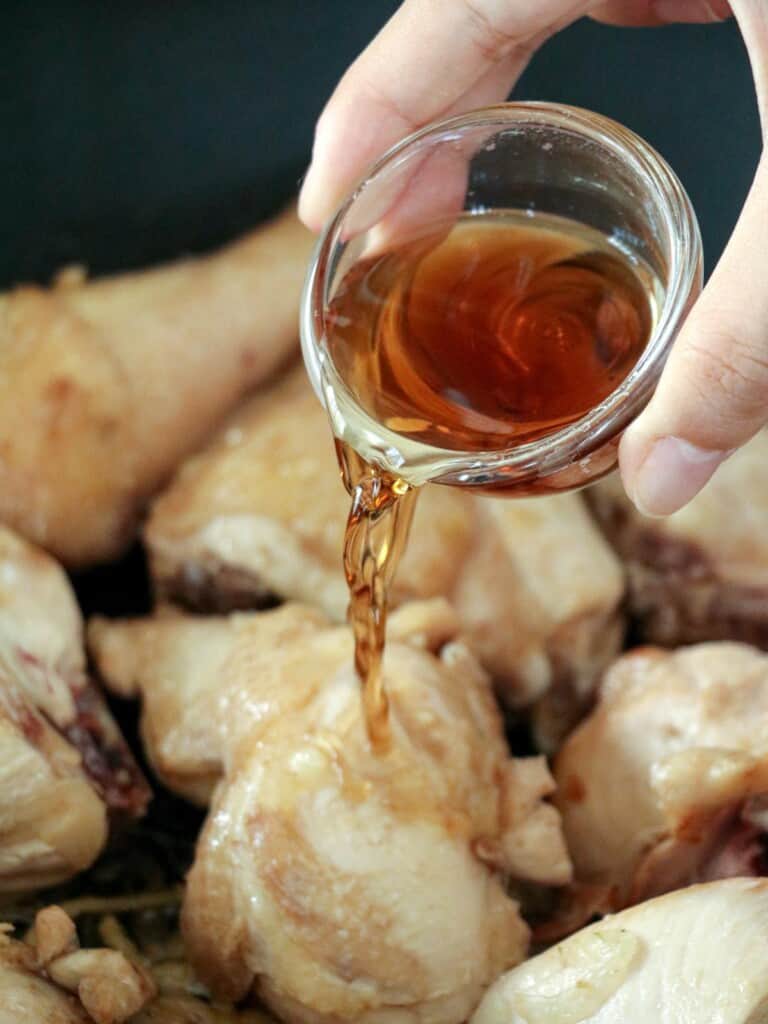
[91,600,572,1024]
[88,604,329,805]
[472,879,768,1024]
[0,206,313,567]
[589,432,768,646]
[555,642,768,908]
[145,367,625,748]
[0,525,148,891]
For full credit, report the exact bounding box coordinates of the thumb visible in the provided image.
[620,0,768,516]
[620,153,768,515]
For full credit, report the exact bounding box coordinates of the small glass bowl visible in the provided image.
[301,101,702,494]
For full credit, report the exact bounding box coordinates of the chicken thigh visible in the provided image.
[0,207,312,567]
[145,368,624,748]
[555,642,768,908]
[91,600,572,1024]
[589,431,768,647]
[472,879,768,1024]
[0,525,147,891]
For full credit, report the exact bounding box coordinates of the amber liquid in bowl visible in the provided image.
[324,211,658,749]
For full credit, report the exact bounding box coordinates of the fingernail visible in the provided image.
[629,437,730,517]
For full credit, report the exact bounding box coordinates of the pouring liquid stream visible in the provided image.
[337,441,418,753]
[329,211,657,748]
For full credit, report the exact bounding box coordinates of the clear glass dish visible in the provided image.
[301,101,702,494]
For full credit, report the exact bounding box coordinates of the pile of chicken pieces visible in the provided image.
[2,205,768,1023]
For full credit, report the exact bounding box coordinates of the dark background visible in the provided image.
[0,2,759,288]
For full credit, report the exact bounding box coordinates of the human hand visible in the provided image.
[300,1,768,517]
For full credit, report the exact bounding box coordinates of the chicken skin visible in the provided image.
[145,367,624,748]
[90,600,572,1024]
[88,604,328,805]
[0,525,147,891]
[0,207,312,567]
[555,642,768,908]
[472,879,768,1024]
[589,431,768,647]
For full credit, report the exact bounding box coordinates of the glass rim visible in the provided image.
[300,100,702,487]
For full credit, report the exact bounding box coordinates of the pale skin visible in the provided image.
[299,0,768,518]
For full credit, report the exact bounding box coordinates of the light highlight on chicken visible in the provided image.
[555,642,768,907]
[471,879,768,1024]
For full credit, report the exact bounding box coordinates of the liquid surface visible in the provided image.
[330,212,655,746]
[327,212,654,452]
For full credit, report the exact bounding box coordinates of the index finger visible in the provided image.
[298,0,591,231]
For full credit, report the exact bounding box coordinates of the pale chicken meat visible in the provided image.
[88,604,329,805]
[90,600,572,1024]
[472,878,768,1024]
[0,207,313,567]
[0,525,147,891]
[589,431,768,647]
[145,367,625,747]
[555,642,768,909]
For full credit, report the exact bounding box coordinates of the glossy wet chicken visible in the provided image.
[3,191,760,1024]
[88,604,329,805]
[0,207,313,567]
[146,367,625,749]
[590,431,768,647]
[555,642,768,908]
[472,878,768,1024]
[91,600,572,1024]
[0,525,147,891]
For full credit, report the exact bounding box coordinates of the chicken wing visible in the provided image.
[589,431,768,646]
[90,600,572,1024]
[145,367,624,748]
[472,878,768,1024]
[0,207,313,567]
[0,525,148,891]
[555,642,768,908]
